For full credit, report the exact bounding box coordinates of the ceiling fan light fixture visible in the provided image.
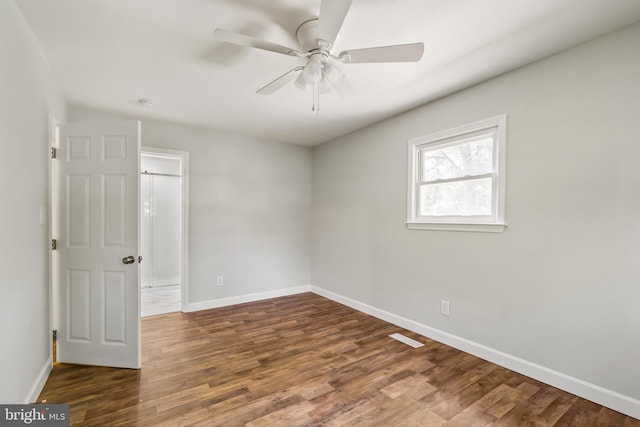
[295,54,343,94]
[294,73,309,91]
[301,54,324,85]
[323,61,345,86]
[294,70,332,94]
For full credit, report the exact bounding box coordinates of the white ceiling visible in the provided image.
[16,0,640,146]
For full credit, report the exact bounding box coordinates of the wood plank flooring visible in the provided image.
[38,293,639,426]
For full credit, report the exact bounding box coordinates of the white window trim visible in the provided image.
[406,115,507,233]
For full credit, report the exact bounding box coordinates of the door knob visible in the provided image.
[122,255,135,265]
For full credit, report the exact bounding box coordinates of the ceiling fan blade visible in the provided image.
[213,29,302,57]
[257,66,304,94]
[339,42,424,63]
[317,0,354,47]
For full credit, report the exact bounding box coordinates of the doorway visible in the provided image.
[140,148,189,317]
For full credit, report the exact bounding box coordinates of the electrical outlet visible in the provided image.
[216,275,224,286]
[440,300,450,316]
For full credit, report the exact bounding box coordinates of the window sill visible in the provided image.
[406,222,506,233]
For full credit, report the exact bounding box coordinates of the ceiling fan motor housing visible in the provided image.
[296,19,326,54]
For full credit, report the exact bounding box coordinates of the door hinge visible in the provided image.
[51,147,57,159]
[52,330,57,341]
[51,239,57,251]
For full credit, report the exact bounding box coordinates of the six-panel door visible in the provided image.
[57,121,141,369]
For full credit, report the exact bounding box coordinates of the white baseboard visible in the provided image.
[184,285,311,313]
[310,286,640,420]
[25,356,52,404]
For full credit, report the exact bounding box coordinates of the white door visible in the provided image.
[57,121,141,368]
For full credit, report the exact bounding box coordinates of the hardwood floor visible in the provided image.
[38,293,639,426]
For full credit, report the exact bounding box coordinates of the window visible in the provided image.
[407,115,506,232]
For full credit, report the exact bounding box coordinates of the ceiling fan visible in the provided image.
[212,0,424,107]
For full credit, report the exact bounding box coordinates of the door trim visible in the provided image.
[140,147,189,312]
[48,113,59,359]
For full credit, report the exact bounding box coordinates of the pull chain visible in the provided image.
[312,82,320,115]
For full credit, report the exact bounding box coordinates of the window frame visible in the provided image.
[406,115,507,233]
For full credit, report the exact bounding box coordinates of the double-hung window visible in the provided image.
[407,115,506,232]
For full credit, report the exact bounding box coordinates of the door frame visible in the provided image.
[48,114,59,360]
[140,147,189,312]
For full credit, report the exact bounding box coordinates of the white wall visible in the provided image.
[0,1,66,403]
[312,22,640,408]
[69,107,311,307]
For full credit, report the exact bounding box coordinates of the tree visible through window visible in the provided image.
[407,115,506,232]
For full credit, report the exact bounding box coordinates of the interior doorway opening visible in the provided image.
[140,148,189,317]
